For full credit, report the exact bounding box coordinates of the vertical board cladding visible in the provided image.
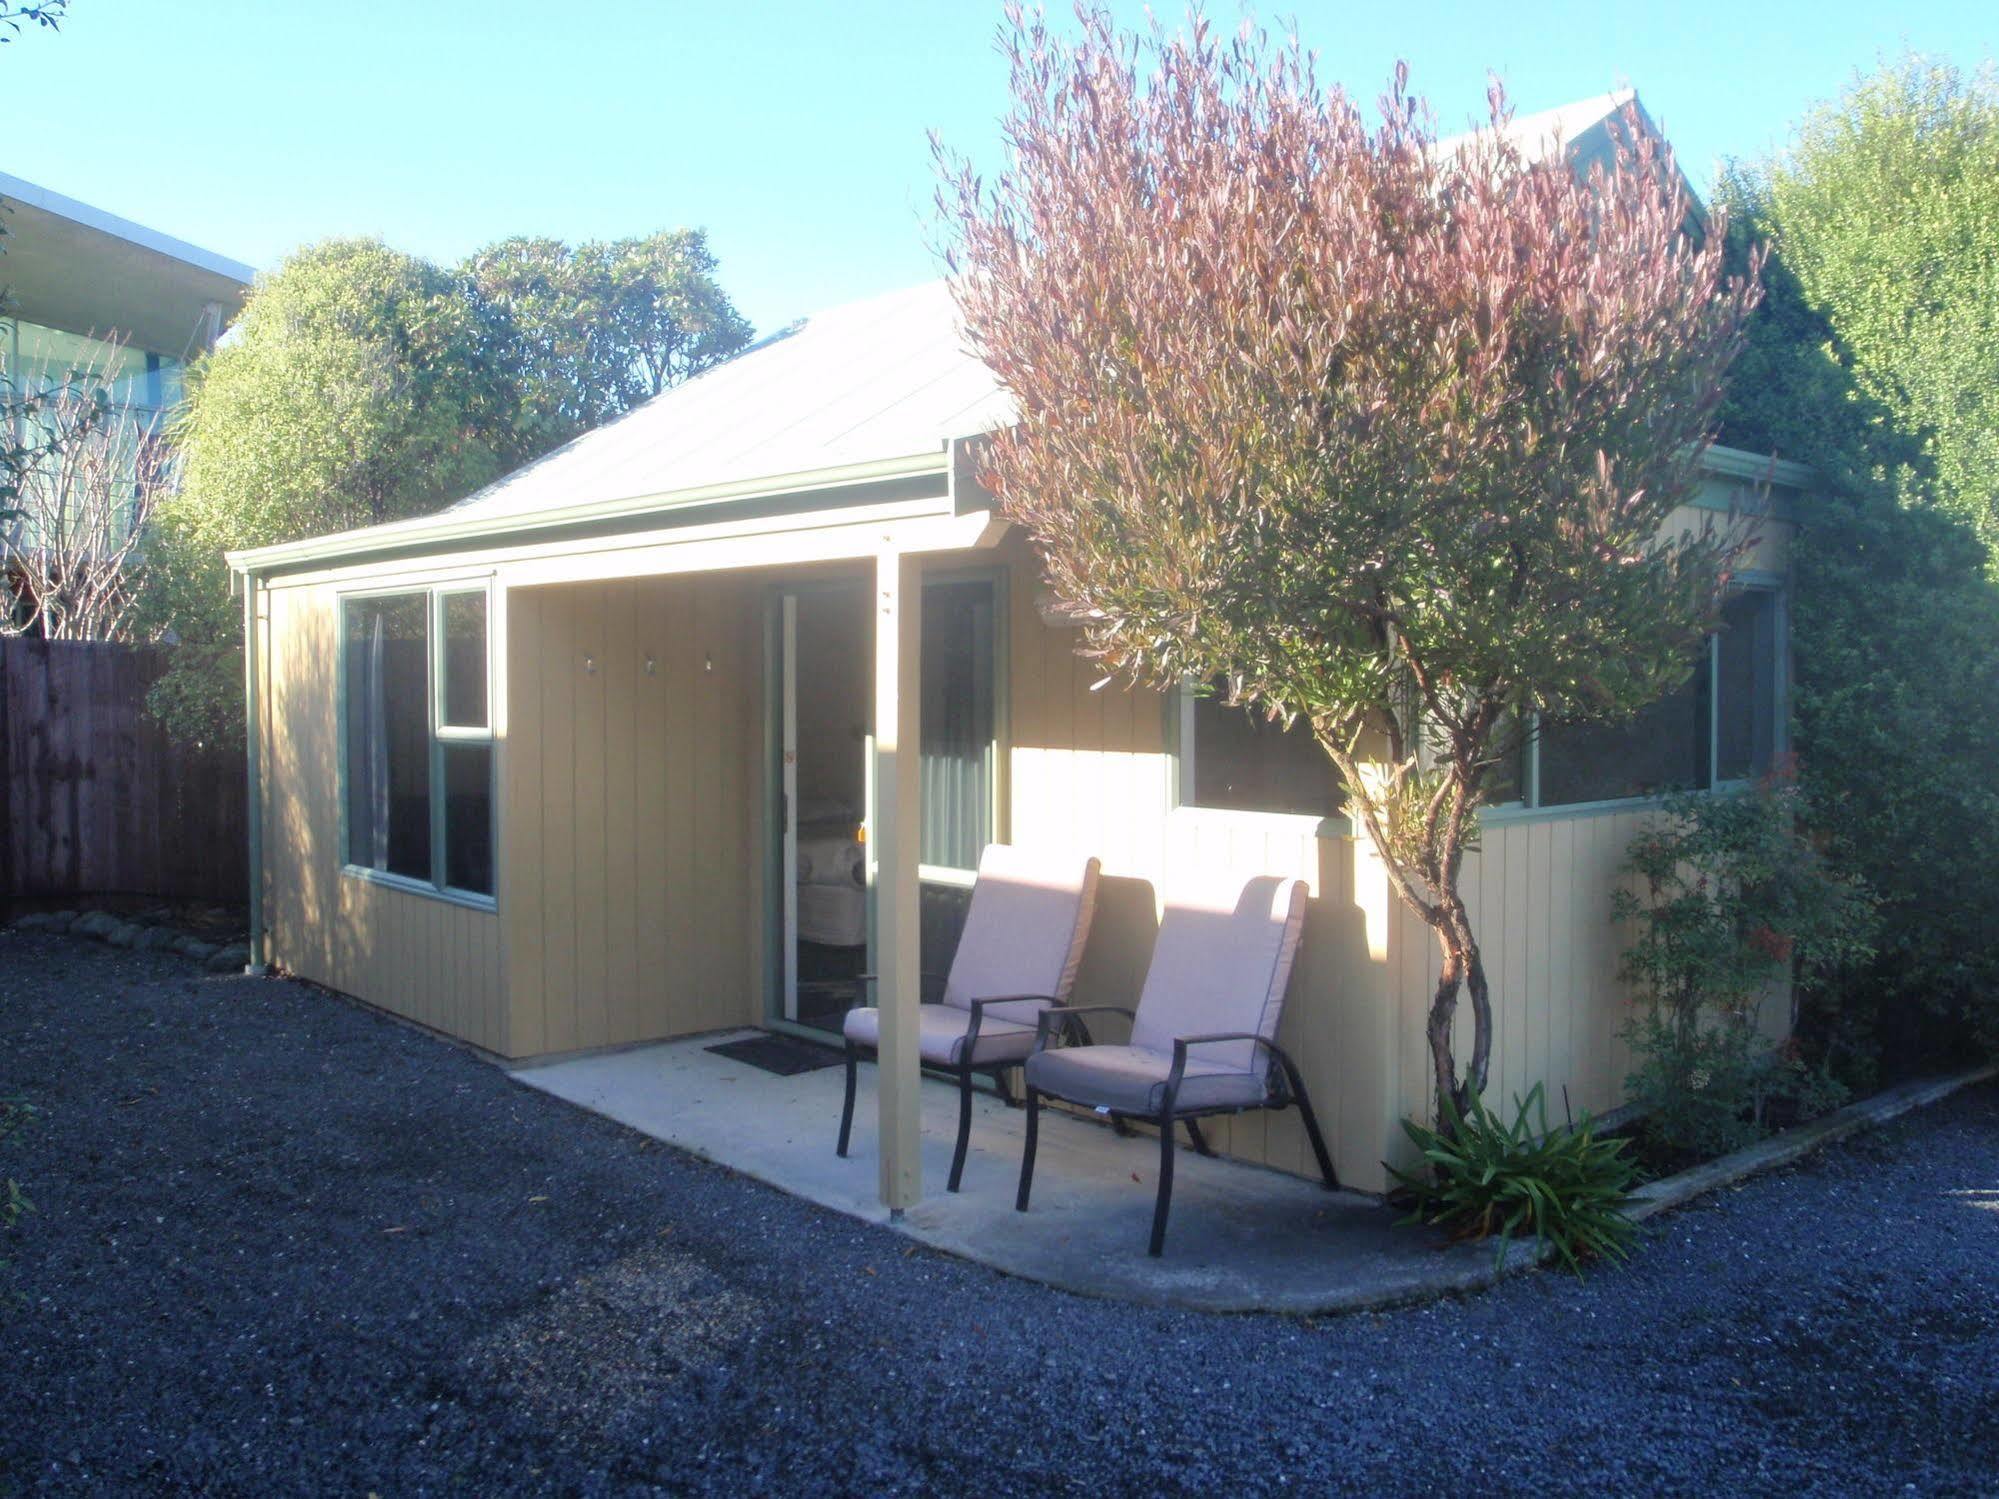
[500,573,761,1057]
[260,583,506,1053]
[995,517,1793,1193]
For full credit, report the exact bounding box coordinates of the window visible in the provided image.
[919,579,997,873]
[1514,585,1784,811]
[343,585,494,900]
[1179,682,1344,818]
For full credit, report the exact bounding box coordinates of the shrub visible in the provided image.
[0,1096,36,1276]
[1615,778,1875,1161]
[1389,1084,1639,1274]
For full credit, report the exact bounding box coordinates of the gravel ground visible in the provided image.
[1,931,1995,1496]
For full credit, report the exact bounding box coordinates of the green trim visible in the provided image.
[227,451,955,576]
[336,580,498,908]
[1481,794,1678,827]
[1699,443,1816,491]
[340,863,498,913]
[243,575,266,973]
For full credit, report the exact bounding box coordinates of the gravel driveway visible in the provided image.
[2,931,1995,1495]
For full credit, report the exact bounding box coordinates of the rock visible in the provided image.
[73,912,119,938]
[13,912,55,931]
[173,935,218,961]
[47,910,79,932]
[206,944,250,974]
[135,926,181,952]
[105,923,145,949]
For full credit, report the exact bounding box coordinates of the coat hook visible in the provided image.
[644,654,658,676]
[583,654,597,674]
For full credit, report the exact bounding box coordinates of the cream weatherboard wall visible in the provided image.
[259,579,508,1052]
[501,574,764,1057]
[252,485,1796,1195]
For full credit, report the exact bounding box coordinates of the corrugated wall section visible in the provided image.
[261,583,507,1052]
[502,574,762,1056]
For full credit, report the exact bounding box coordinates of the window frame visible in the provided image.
[1168,681,1352,836]
[337,578,498,910]
[1485,574,1789,825]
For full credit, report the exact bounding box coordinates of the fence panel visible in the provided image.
[0,638,247,906]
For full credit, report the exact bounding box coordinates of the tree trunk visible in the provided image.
[1424,892,1493,1128]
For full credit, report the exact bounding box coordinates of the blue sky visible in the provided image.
[5,1,1994,335]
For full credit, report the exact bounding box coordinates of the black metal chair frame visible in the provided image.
[837,990,1061,1193]
[1014,1003,1340,1256]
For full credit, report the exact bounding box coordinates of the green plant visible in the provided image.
[0,1096,37,1275]
[1718,56,1999,1081]
[1389,1084,1639,1274]
[1615,778,1875,1161]
[941,5,1761,1129]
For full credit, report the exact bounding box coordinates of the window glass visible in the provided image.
[441,591,489,729]
[1537,666,1709,807]
[1481,710,1529,804]
[1715,590,1778,782]
[919,581,996,871]
[344,594,432,879]
[1188,686,1343,817]
[443,743,495,895]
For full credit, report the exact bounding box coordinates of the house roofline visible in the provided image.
[226,439,1814,579]
[226,448,955,576]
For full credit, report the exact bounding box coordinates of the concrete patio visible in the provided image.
[511,1029,1529,1314]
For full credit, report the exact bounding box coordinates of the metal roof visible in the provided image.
[445,279,1012,523]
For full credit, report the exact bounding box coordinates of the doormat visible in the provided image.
[705,1033,846,1077]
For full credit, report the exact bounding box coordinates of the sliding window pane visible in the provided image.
[443,742,494,895]
[441,591,488,729]
[1190,686,1343,817]
[1715,590,1778,782]
[343,594,431,879]
[1537,666,1708,807]
[920,582,995,872]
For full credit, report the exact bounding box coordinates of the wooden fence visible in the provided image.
[0,638,247,907]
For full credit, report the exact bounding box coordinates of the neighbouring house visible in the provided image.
[226,95,1812,1202]
[1,168,253,601]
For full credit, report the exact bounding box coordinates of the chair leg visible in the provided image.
[1149,1110,1178,1257]
[1184,1118,1215,1157]
[994,1067,1018,1108]
[1279,1055,1340,1191]
[948,1065,975,1193]
[1015,1086,1041,1212]
[836,1042,859,1158]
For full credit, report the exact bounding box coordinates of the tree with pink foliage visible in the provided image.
[940,6,1762,1125]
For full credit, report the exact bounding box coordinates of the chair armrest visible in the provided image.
[1164,1032,1294,1106]
[1032,1003,1136,1052]
[967,993,1058,1023]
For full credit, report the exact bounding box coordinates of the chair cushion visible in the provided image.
[1024,1043,1269,1117]
[1129,875,1307,1075]
[842,1004,1040,1067]
[941,845,1101,1017]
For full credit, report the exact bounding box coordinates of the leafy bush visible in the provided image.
[1389,1084,1639,1274]
[1718,58,1999,1082]
[0,1096,37,1275]
[1615,779,1874,1161]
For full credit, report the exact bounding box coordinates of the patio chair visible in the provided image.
[1015,874,1338,1256]
[837,844,1101,1192]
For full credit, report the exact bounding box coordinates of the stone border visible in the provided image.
[1376,1064,1998,1312]
[8,908,250,973]
[1623,1063,1999,1223]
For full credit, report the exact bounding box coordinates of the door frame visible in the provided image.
[759,563,1009,1040]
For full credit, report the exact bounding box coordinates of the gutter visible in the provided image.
[225,449,956,577]
[239,568,266,975]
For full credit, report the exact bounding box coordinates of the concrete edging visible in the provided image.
[1622,1063,1999,1224]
